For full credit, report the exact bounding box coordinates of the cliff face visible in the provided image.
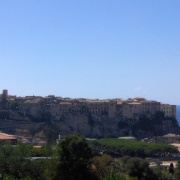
[49,112,180,138]
[0,110,179,139]
[0,110,133,138]
[1,91,178,138]
[52,114,128,138]
[177,105,180,124]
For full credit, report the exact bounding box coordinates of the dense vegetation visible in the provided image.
[132,111,179,136]
[53,134,96,180]
[0,142,48,179]
[89,138,178,158]
[0,134,180,180]
[92,154,175,180]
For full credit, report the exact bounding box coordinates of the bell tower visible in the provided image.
[2,89,8,99]
[1,89,8,109]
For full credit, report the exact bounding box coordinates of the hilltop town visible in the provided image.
[0,89,176,119]
[0,89,179,140]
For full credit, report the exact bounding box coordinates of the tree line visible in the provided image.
[0,134,180,180]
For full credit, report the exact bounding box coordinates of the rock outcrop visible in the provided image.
[0,110,179,139]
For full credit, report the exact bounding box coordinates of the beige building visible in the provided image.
[160,103,176,118]
[140,100,160,114]
[20,97,176,121]
[2,90,177,122]
[117,102,142,120]
[22,98,42,118]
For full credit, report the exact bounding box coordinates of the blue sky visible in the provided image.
[0,0,180,105]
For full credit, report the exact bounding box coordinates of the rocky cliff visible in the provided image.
[51,113,180,139]
[0,110,179,139]
[177,105,180,124]
[52,113,129,138]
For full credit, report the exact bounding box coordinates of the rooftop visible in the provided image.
[0,133,17,140]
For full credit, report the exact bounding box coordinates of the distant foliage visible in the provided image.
[92,154,114,179]
[0,134,177,180]
[133,111,179,135]
[0,142,46,180]
[116,156,162,180]
[89,138,178,158]
[91,154,174,180]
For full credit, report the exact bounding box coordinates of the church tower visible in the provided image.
[2,89,8,99]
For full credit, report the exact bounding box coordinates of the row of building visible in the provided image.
[0,89,176,120]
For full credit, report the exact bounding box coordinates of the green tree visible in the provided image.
[174,160,180,179]
[116,156,159,180]
[168,163,174,174]
[0,142,45,180]
[92,154,114,179]
[54,134,96,180]
[125,157,151,180]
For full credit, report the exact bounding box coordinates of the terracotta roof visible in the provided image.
[86,100,110,103]
[128,102,142,105]
[141,100,157,103]
[24,98,41,104]
[0,133,17,140]
[171,143,180,147]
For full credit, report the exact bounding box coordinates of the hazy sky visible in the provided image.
[0,1,180,104]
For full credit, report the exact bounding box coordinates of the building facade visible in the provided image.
[1,90,177,121]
